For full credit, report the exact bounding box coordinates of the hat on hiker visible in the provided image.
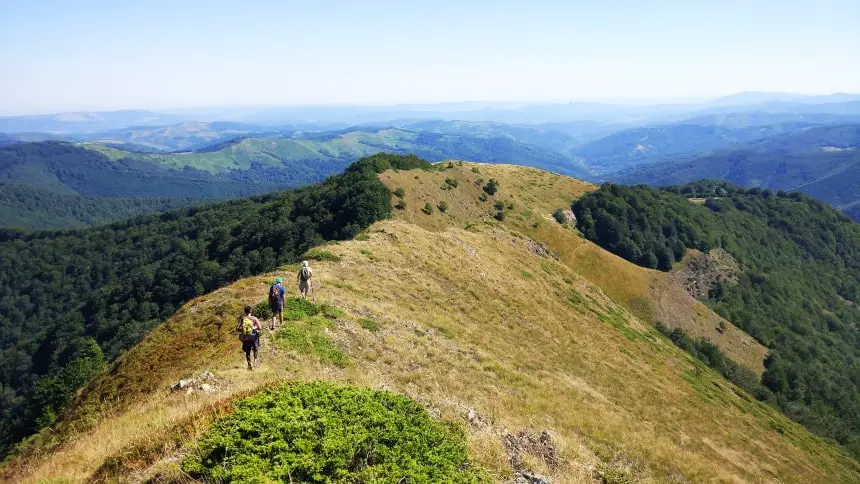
[275,277,283,284]
[302,261,309,268]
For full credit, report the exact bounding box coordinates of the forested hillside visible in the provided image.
[0,184,206,229]
[0,142,287,199]
[573,181,860,456]
[0,153,429,455]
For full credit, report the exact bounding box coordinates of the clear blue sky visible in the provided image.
[1,0,858,114]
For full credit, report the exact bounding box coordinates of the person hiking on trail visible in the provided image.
[268,277,285,330]
[236,305,263,370]
[298,260,313,300]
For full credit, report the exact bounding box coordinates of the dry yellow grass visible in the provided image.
[5,218,857,483]
[382,162,767,373]
[4,163,856,483]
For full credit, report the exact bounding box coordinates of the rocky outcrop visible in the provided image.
[671,249,740,299]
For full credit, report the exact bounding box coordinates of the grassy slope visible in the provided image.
[4,165,855,483]
[382,163,767,374]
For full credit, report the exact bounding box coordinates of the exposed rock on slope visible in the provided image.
[671,248,740,299]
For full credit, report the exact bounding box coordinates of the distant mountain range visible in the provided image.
[611,124,860,220]
[4,93,860,133]
[0,110,185,134]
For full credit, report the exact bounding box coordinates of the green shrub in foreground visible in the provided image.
[182,382,488,483]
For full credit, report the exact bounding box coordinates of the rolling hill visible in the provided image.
[81,121,279,152]
[1,156,858,482]
[612,124,860,219]
[87,127,587,178]
[571,122,834,176]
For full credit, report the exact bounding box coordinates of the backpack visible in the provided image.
[269,284,280,303]
[239,316,256,341]
[300,267,311,282]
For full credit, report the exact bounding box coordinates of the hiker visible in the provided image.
[298,260,313,300]
[268,277,285,330]
[236,305,263,370]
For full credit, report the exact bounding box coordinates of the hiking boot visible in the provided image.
[247,362,253,370]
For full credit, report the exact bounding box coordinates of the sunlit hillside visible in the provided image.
[3,163,856,483]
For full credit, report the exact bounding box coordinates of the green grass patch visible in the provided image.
[359,318,381,333]
[181,382,488,482]
[355,232,370,241]
[598,309,643,341]
[521,270,534,279]
[274,316,348,367]
[303,248,342,262]
[282,297,320,321]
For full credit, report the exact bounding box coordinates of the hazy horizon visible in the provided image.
[2,1,859,115]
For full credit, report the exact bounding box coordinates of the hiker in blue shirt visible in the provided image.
[268,277,285,330]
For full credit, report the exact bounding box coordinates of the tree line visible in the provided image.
[0,153,430,456]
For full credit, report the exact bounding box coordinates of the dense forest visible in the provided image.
[573,181,860,457]
[0,153,430,456]
[0,184,207,229]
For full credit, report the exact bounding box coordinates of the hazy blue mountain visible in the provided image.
[681,112,860,128]
[0,132,70,146]
[398,120,587,154]
[5,95,860,134]
[611,124,860,220]
[570,123,824,176]
[78,121,282,152]
[0,110,186,134]
[704,92,809,106]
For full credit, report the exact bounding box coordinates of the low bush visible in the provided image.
[438,201,449,213]
[393,187,406,198]
[359,318,381,332]
[252,300,273,321]
[303,248,342,262]
[422,202,433,215]
[445,178,459,188]
[494,211,506,221]
[182,382,488,482]
[483,179,499,195]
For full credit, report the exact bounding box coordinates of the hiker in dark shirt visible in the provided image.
[236,305,263,370]
[268,277,285,330]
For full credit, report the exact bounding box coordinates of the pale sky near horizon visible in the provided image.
[1,0,859,115]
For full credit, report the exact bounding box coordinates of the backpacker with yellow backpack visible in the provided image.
[238,314,257,342]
